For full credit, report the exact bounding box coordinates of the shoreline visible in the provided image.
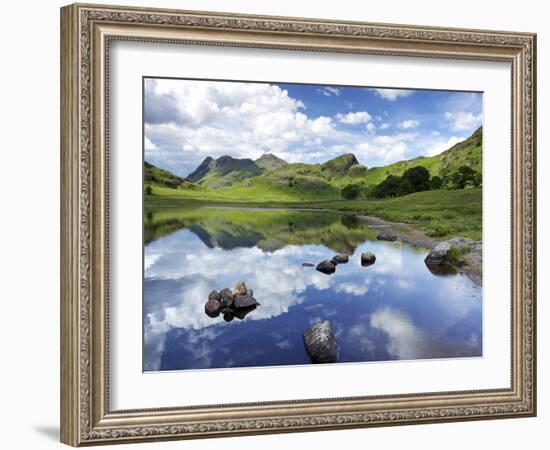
[145,198,482,287]
[357,215,482,287]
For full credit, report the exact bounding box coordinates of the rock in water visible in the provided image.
[316,260,336,275]
[204,300,221,318]
[302,262,315,267]
[361,252,376,266]
[303,321,338,363]
[219,288,234,308]
[208,290,221,302]
[245,288,254,297]
[332,254,349,264]
[232,280,247,296]
[234,295,259,309]
[377,231,397,241]
[233,305,257,320]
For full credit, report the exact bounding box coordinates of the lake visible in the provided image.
[143,206,482,372]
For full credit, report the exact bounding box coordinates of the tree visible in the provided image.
[374,175,401,198]
[398,179,413,196]
[451,166,478,189]
[145,185,153,196]
[402,166,431,192]
[341,184,361,200]
[430,175,443,190]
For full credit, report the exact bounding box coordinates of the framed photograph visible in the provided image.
[60,3,537,446]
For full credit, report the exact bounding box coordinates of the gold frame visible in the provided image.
[60,3,537,446]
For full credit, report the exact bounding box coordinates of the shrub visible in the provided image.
[144,185,153,196]
[341,184,361,200]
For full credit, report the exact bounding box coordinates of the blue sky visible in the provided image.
[144,78,482,178]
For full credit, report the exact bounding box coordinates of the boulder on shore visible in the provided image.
[205,300,221,318]
[424,237,471,267]
[361,251,376,266]
[303,321,338,363]
[377,231,397,242]
[316,260,336,275]
[332,254,349,264]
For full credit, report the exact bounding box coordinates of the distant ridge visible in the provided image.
[255,153,288,171]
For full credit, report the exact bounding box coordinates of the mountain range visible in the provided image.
[145,127,482,200]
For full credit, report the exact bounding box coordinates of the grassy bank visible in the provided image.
[145,187,482,241]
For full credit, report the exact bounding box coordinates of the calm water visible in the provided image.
[143,206,482,372]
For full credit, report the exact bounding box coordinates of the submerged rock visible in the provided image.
[303,321,338,363]
[208,290,221,302]
[316,260,336,275]
[234,295,259,309]
[302,262,315,267]
[377,231,397,242]
[361,251,376,266]
[204,300,221,318]
[332,254,349,264]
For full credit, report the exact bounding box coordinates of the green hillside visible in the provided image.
[366,127,482,185]
[144,127,482,202]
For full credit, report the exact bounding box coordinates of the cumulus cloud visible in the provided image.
[398,119,420,129]
[444,111,482,131]
[380,123,390,130]
[336,111,372,125]
[425,136,466,156]
[144,79,339,176]
[371,88,414,101]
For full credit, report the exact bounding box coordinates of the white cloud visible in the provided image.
[145,79,341,175]
[336,111,372,125]
[425,136,466,156]
[380,123,390,130]
[372,88,414,101]
[444,111,482,131]
[331,132,417,166]
[317,86,341,97]
[144,136,158,151]
[366,123,376,133]
[370,307,429,359]
[398,119,420,129]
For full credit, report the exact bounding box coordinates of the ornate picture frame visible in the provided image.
[60,3,536,446]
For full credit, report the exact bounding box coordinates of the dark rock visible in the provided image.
[208,290,221,302]
[245,288,254,297]
[204,300,221,318]
[316,260,336,275]
[233,305,257,320]
[234,295,259,309]
[220,307,233,315]
[377,231,397,242]
[302,262,315,267]
[219,288,234,308]
[223,311,234,322]
[303,321,338,363]
[361,251,376,266]
[332,254,349,264]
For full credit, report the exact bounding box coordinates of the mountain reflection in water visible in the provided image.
[144,206,482,372]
